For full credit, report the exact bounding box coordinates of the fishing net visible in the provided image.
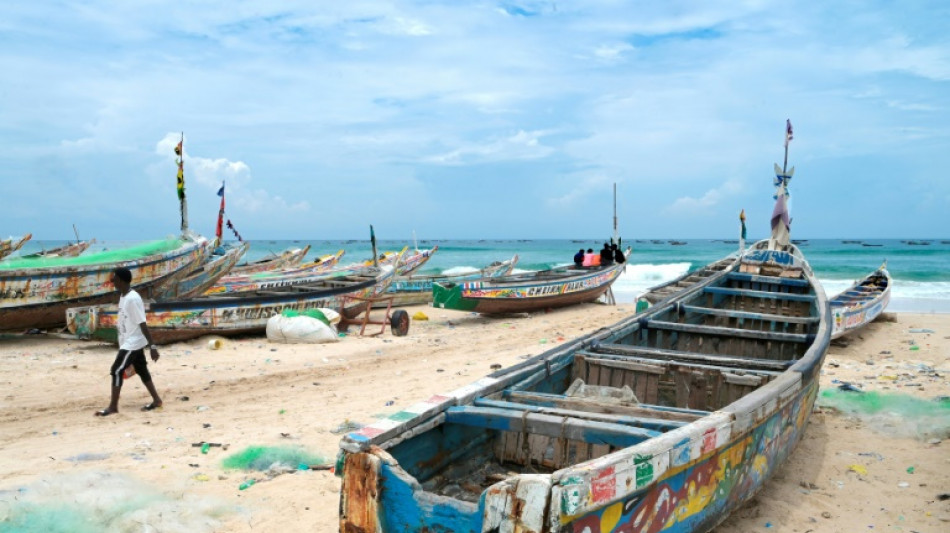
[0,239,186,270]
[817,389,950,440]
[221,446,328,471]
[0,471,230,533]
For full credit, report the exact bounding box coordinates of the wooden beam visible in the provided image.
[646,320,810,343]
[727,272,810,287]
[704,286,816,302]
[589,345,794,371]
[678,305,819,325]
[503,390,706,422]
[472,398,685,432]
[444,406,660,448]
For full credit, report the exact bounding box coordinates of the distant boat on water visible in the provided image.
[0,234,32,261]
[23,239,96,259]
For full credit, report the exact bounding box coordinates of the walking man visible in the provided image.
[95,267,163,416]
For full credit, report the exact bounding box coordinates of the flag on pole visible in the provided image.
[784,119,794,147]
[740,209,747,240]
[216,182,226,240]
[175,139,185,200]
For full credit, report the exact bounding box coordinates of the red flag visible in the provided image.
[216,183,225,240]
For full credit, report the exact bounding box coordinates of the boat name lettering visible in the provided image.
[220,300,332,321]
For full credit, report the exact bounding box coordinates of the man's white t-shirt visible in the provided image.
[118,290,148,351]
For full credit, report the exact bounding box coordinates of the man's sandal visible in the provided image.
[141,403,162,412]
[95,409,117,417]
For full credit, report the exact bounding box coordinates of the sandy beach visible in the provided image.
[0,304,947,532]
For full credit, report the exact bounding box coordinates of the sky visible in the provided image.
[1,1,948,241]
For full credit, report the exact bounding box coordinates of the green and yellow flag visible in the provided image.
[175,139,185,200]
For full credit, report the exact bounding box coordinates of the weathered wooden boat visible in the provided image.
[0,234,32,261]
[22,239,96,259]
[338,237,830,532]
[67,264,398,345]
[202,250,347,296]
[154,242,250,300]
[375,255,520,308]
[364,246,437,276]
[339,141,828,533]
[229,245,311,275]
[0,237,208,332]
[432,258,626,314]
[829,262,891,339]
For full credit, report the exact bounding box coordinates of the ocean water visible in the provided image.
[13,238,950,313]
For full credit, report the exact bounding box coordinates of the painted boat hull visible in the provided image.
[22,239,95,259]
[829,265,891,339]
[0,234,32,261]
[432,262,625,314]
[230,245,311,275]
[0,238,208,331]
[377,255,520,308]
[68,266,395,344]
[203,250,347,296]
[338,240,830,533]
[155,242,249,300]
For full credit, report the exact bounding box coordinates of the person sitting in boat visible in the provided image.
[573,249,585,267]
[600,243,614,266]
[582,248,598,267]
[612,243,626,264]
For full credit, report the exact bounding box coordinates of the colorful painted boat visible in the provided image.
[829,262,891,339]
[154,242,250,300]
[339,149,829,533]
[67,264,397,345]
[0,236,208,332]
[202,250,346,296]
[229,245,311,275]
[338,237,830,532]
[22,239,96,259]
[364,246,438,276]
[432,258,627,314]
[376,255,520,308]
[0,234,32,261]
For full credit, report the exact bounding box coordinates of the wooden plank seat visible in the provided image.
[472,398,687,432]
[501,390,708,423]
[645,320,810,343]
[726,272,810,287]
[584,345,791,371]
[704,286,816,302]
[677,305,820,325]
[443,406,660,448]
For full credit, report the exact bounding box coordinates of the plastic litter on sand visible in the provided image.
[221,445,328,472]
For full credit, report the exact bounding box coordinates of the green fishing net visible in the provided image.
[221,446,328,471]
[0,239,186,270]
[818,389,950,439]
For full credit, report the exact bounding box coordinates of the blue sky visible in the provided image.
[2,1,948,240]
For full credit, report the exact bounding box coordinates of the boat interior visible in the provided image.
[829,271,888,306]
[383,256,822,503]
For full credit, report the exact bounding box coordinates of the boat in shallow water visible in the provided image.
[338,145,828,533]
[829,262,891,339]
[22,239,95,259]
[229,245,311,275]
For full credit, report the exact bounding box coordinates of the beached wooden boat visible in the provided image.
[229,245,311,275]
[432,258,626,314]
[364,246,438,276]
[338,239,830,533]
[829,262,891,339]
[0,234,32,261]
[0,237,208,332]
[202,250,346,296]
[339,141,827,532]
[67,264,398,345]
[22,239,96,259]
[154,242,250,300]
[376,254,520,308]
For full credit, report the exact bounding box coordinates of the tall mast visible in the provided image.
[612,183,619,245]
[176,132,189,234]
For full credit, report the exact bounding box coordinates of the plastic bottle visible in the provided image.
[201,443,210,454]
[239,479,256,490]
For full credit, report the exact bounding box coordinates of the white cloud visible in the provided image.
[666,180,743,215]
[426,130,555,165]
